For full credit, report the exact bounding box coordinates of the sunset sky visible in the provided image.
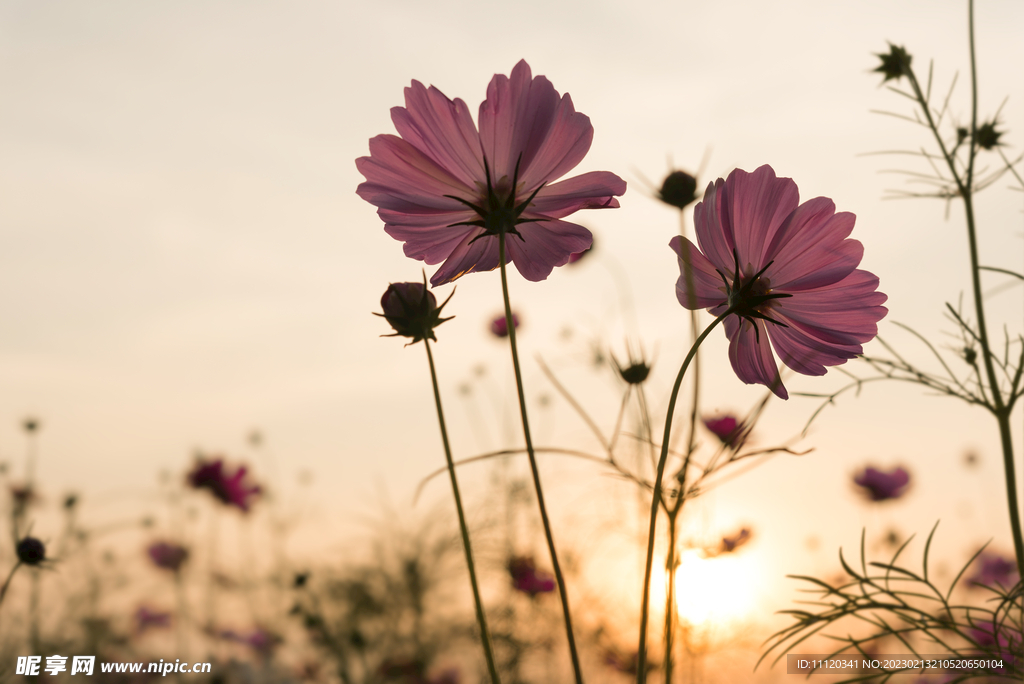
[0,0,1021,640]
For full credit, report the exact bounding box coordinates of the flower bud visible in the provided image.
[658,170,698,210]
[16,536,46,565]
[377,276,453,345]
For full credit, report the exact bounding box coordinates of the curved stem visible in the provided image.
[423,339,501,684]
[498,232,584,684]
[637,311,729,684]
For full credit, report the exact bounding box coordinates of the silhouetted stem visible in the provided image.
[898,0,1022,581]
[423,338,501,684]
[498,232,584,684]
[637,311,728,684]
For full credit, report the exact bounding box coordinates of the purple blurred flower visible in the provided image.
[702,414,746,449]
[968,619,1020,673]
[356,60,626,287]
[134,606,171,634]
[490,312,520,338]
[147,541,189,573]
[719,527,753,554]
[671,165,887,399]
[508,556,555,596]
[968,550,1019,589]
[853,465,911,502]
[187,456,261,512]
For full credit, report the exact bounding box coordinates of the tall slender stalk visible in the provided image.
[497,231,584,684]
[637,311,728,684]
[901,0,1023,577]
[422,338,501,684]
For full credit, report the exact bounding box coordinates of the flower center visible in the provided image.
[716,250,792,339]
[443,154,544,243]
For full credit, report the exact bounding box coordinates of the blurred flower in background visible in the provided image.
[853,465,911,502]
[507,556,554,597]
[134,606,172,634]
[146,541,189,573]
[187,456,261,512]
[967,549,1019,589]
[490,312,520,338]
[702,414,746,449]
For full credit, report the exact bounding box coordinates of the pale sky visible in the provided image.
[1,0,1022,653]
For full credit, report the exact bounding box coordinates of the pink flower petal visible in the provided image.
[725,165,799,269]
[505,219,592,282]
[430,229,504,286]
[530,171,626,218]
[670,236,729,309]
[692,178,737,274]
[391,81,484,187]
[478,60,594,191]
[728,319,788,399]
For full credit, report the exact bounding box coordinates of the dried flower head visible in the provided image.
[874,43,912,83]
[356,60,626,286]
[973,120,1005,151]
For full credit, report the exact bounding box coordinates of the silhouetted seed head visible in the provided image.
[873,43,912,83]
[658,170,698,210]
[974,120,1005,150]
[293,572,309,588]
[16,537,46,565]
[64,493,78,510]
[963,346,977,365]
[22,418,39,433]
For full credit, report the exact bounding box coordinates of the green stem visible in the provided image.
[903,0,1023,580]
[663,514,678,684]
[637,311,728,684]
[498,232,584,684]
[423,339,501,684]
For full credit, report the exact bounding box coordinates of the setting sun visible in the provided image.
[673,549,758,626]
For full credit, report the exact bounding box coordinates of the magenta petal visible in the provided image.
[391,81,485,187]
[356,135,476,209]
[670,236,729,309]
[430,230,503,286]
[728,319,788,399]
[478,60,594,190]
[505,219,591,281]
[692,178,736,274]
[767,317,860,376]
[725,165,800,269]
[776,270,888,345]
[530,171,627,218]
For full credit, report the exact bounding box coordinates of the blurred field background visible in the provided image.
[0,0,1021,682]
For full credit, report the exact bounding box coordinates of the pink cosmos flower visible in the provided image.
[672,165,887,399]
[702,414,746,449]
[134,606,172,634]
[356,60,626,287]
[968,550,1019,589]
[490,312,519,338]
[147,541,189,572]
[508,556,555,596]
[187,456,261,512]
[853,465,910,502]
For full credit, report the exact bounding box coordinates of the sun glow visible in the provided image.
[668,549,758,626]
